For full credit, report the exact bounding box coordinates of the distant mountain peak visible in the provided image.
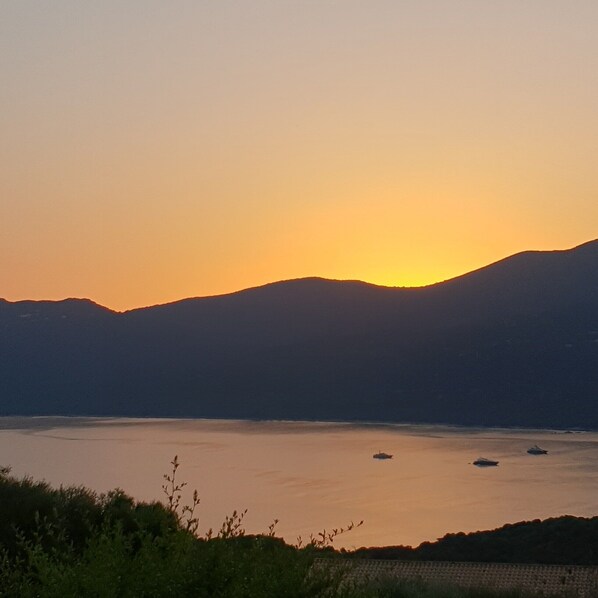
[2,237,598,428]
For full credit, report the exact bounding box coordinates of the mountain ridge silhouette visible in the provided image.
[2,239,597,427]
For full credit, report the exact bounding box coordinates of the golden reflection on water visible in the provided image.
[0,418,597,549]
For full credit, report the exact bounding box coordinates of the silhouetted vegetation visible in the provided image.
[0,462,580,597]
[0,462,345,597]
[351,516,598,565]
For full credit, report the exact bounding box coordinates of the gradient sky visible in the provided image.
[2,1,597,311]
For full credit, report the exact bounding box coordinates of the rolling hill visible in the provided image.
[2,240,597,428]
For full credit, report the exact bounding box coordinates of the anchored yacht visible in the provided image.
[527,445,548,455]
[373,452,393,460]
[473,457,499,466]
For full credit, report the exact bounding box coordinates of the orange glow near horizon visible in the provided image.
[2,3,598,311]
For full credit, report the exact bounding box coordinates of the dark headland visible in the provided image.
[2,239,598,429]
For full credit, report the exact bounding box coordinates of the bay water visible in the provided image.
[0,417,596,549]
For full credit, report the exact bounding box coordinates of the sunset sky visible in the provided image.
[2,1,597,311]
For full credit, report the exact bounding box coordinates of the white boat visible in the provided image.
[373,451,393,460]
[473,457,499,466]
[527,445,548,455]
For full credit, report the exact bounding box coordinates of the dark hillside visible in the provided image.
[1,240,597,427]
[352,515,598,565]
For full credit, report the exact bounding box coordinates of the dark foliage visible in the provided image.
[351,516,598,565]
[0,466,557,597]
[0,466,176,560]
[0,466,341,597]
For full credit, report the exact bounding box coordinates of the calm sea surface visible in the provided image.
[1,417,597,549]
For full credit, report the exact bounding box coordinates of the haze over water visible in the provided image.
[1,417,597,549]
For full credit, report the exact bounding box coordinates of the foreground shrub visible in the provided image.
[0,463,568,597]
[0,462,352,597]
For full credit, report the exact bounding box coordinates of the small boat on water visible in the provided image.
[527,445,548,455]
[473,457,499,467]
[373,451,393,460]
